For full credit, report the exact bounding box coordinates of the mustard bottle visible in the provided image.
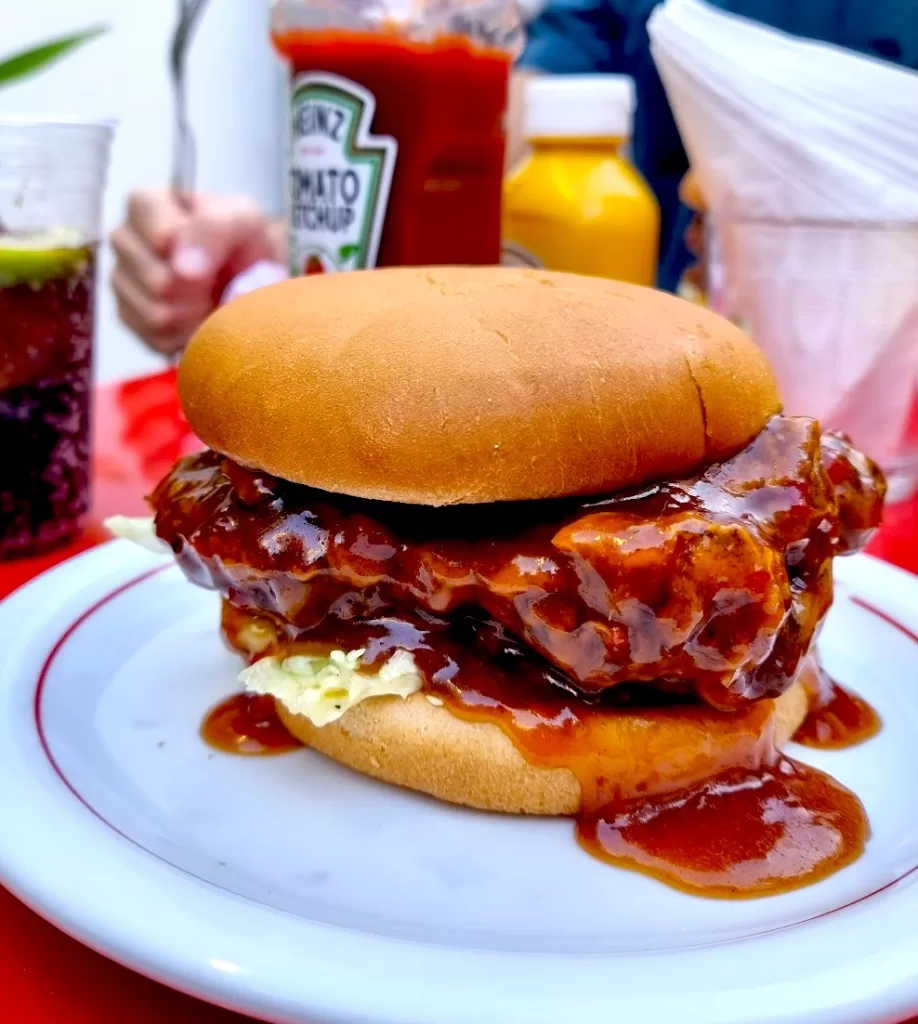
[503,75,659,285]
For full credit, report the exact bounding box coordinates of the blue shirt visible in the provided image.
[520,0,918,290]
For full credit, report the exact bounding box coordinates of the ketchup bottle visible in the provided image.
[271,0,521,276]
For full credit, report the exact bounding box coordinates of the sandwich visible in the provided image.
[111,266,886,897]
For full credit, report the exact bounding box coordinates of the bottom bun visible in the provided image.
[275,679,809,816]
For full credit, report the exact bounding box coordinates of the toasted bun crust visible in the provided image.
[179,267,781,505]
[275,680,808,815]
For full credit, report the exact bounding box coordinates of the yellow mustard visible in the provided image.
[503,75,659,285]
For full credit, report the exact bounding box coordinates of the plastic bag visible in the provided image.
[648,0,918,483]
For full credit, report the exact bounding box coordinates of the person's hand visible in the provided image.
[111,189,276,356]
[678,170,708,297]
[679,169,706,214]
[680,169,707,259]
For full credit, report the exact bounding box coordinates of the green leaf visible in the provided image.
[338,244,360,261]
[0,26,108,89]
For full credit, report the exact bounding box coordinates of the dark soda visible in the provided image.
[0,237,95,557]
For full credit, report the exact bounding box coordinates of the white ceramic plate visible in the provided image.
[1,541,918,1024]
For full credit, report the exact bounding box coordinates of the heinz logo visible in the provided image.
[293,101,346,142]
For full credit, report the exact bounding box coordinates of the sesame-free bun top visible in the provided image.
[179,267,781,504]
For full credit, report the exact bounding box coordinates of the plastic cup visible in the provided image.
[0,118,113,557]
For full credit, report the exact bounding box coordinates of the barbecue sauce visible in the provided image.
[577,758,866,898]
[153,416,885,709]
[211,606,873,898]
[164,415,885,898]
[794,664,881,750]
[201,692,302,756]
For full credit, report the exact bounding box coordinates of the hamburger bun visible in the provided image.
[179,267,781,505]
[275,679,808,816]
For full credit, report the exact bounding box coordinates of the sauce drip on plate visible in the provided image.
[212,607,874,898]
[577,758,866,898]
[794,669,881,750]
[201,692,302,756]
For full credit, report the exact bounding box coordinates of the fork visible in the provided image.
[169,0,210,210]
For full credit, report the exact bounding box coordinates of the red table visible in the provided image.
[1,370,916,1023]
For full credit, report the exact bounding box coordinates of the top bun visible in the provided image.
[179,267,781,505]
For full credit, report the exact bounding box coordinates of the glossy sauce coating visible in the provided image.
[152,415,885,709]
[158,417,885,897]
[220,601,781,801]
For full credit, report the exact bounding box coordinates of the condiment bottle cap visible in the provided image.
[524,74,636,140]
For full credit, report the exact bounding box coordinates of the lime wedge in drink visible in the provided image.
[0,228,93,287]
